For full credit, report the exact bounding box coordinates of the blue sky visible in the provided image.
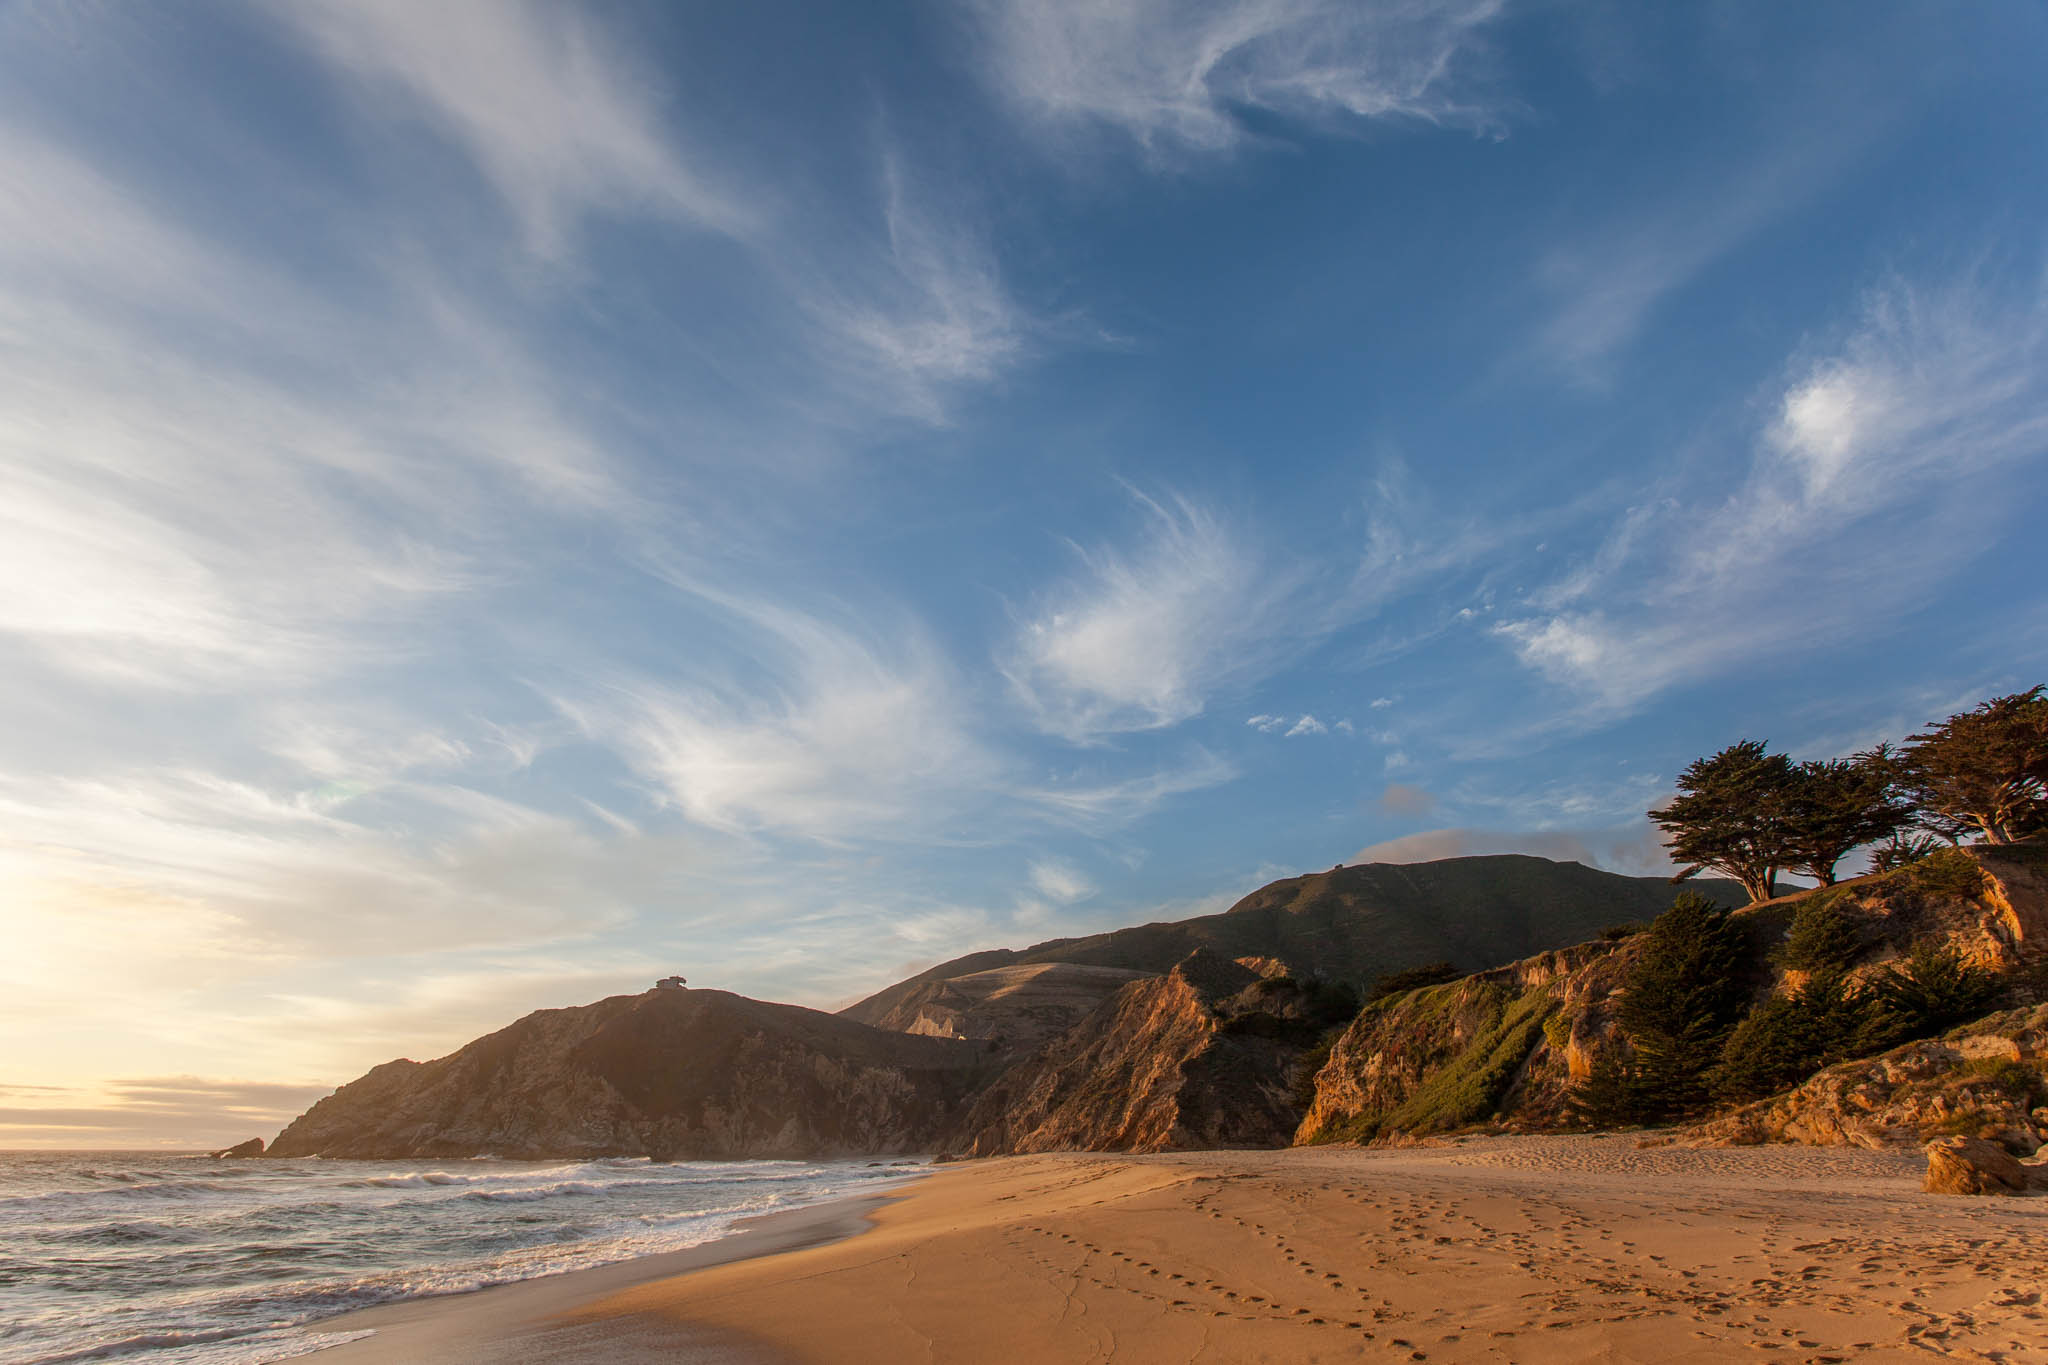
[4,0,2047,1145]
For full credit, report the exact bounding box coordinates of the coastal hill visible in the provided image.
[264,855,1745,1160]
[266,987,986,1161]
[842,856,1743,1028]
[1296,843,2048,1149]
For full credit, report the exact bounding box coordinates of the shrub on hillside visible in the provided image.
[1857,944,2001,1052]
[1711,971,1869,1104]
[1777,895,1865,974]
[1573,891,1752,1123]
[1368,961,1460,1002]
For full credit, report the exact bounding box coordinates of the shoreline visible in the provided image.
[296,1134,2048,1364]
[294,1184,918,1364]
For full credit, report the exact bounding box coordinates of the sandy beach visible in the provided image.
[306,1136,2048,1364]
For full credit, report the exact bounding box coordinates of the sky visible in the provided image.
[3,0,2046,1148]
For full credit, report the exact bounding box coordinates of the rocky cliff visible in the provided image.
[1298,844,2048,1148]
[945,950,1333,1156]
[268,988,986,1160]
[1683,1003,2048,1152]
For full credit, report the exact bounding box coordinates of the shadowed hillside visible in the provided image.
[268,988,987,1161]
[844,856,1743,1028]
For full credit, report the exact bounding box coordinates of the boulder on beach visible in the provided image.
[1922,1136,2046,1195]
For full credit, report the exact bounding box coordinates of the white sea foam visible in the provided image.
[0,1151,922,1365]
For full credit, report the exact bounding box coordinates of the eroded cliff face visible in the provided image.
[268,988,986,1160]
[947,950,1325,1156]
[1298,845,2048,1148]
[1294,945,1612,1145]
[1683,1003,2048,1153]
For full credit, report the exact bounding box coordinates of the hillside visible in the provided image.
[862,962,1154,1056]
[267,988,987,1160]
[1297,843,2048,1149]
[261,854,1755,1162]
[843,856,1743,1028]
[946,951,1343,1156]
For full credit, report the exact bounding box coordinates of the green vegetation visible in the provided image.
[1375,990,1555,1136]
[1571,881,2012,1121]
[1782,750,1917,885]
[1868,831,1941,874]
[1907,848,1985,899]
[1777,894,1864,974]
[1960,1056,2048,1109]
[1368,961,1460,1002]
[1857,944,2001,1052]
[1711,971,1866,1103]
[1896,686,2048,845]
[1649,685,2046,899]
[1607,892,1752,1118]
[1651,742,1799,902]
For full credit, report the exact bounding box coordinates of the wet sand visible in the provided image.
[305,1135,2048,1363]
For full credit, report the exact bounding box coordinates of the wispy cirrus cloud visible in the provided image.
[555,586,1000,842]
[1004,490,1309,741]
[972,0,1510,157]
[1499,266,2048,713]
[278,0,751,254]
[791,150,1037,424]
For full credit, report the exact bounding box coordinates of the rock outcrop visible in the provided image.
[211,1137,264,1158]
[1684,1004,2048,1151]
[268,988,986,1160]
[1295,946,1606,1144]
[1923,1136,2048,1195]
[947,951,1332,1155]
[863,962,1154,1056]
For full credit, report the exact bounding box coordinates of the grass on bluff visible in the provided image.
[1309,980,1557,1143]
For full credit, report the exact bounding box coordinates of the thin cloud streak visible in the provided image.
[279,0,751,255]
[973,0,1509,157]
[1003,490,1309,741]
[1498,267,2048,714]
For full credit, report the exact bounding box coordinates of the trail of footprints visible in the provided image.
[1008,1173,2048,1363]
[1010,1194,1399,1347]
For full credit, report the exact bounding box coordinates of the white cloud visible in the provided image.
[973,0,1508,157]
[1500,268,2048,713]
[1019,750,1238,827]
[558,590,998,842]
[794,151,1034,424]
[1028,857,1095,904]
[1005,490,1306,741]
[279,0,749,255]
[1284,714,1326,737]
[1246,713,1286,732]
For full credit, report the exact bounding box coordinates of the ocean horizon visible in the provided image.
[0,1148,923,1365]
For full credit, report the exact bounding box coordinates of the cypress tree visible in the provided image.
[1611,891,1751,1118]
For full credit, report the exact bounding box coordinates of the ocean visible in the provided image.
[0,1149,924,1365]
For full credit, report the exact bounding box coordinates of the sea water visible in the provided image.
[0,1149,923,1365]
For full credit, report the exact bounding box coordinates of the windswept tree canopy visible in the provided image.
[1782,747,1915,885]
[1650,740,1798,903]
[1897,687,2048,845]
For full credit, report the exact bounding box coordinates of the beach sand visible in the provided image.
[308,1135,2048,1363]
